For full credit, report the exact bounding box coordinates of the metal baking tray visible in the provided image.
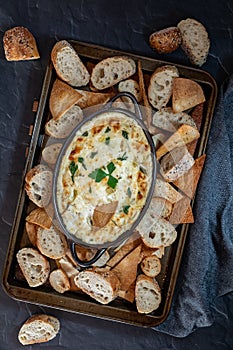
[2,40,217,327]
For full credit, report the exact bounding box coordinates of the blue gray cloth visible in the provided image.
[154,75,233,337]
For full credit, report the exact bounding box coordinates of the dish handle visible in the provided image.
[107,92,143,121]
[70,242,107,268]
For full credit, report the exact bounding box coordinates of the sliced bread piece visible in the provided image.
[140,255,161,277]
[37,225,68,259]
[25,164,53,208]
[91,56,136,90]
[156,124,200,160]
[172,78,206,113]
[49,79,82,120]
[168,196,194,224]
[51,40,90,87]
[149,197,173,218]
[25,222,37,246]
[152,107,197,132]
[149,27,181,54]
[160,146,195,181]
[45,105,83,139]
[18,314,60,345]
[75,89,114,109]
[177,18,210,66]
[42,143,62,165]
[135,274,161,314]
[16,247,50,287]
[49,269,70,293]
[26,207,52,229]
[148,65,179,110]
[74,270,120,304]
[56,256,79,278]
[138,215,177,248]
[118,79,142,102]
[153,178,183,203]
[3,26,40,61]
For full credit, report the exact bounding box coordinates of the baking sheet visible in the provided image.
[2,40,217,327]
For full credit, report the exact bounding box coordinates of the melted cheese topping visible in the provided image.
[56,111,153,245]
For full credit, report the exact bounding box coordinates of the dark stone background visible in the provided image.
[0,1,232,349]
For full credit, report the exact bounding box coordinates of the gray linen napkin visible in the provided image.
[154,74,233,337]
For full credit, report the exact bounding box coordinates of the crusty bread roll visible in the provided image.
[16,247,50,287]
[25,165,53,208]
[149,27,181,54]
[74,270,120,304]
[178,18,210,66]
[3,26,40,61]
[18,314,60,345]
[135,275,161,313]
[91,56,136,90]
[148,65,179,110]
[51,40,90,87]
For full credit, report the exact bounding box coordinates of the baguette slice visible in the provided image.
[153,178,183,204]
[74,270,120,304]
[160,146,195,181]
[49,79,82,120]
[37,225,68,259]
[51,40,90,87]
[26,207,52,229]
[138,215,177,248]
[91,56,136,90]
[16,247,50,287]
[18,314,60,345]
[178,18,210,66]
[49,269,70,293]
[45,105,83,139]
[75,89,114,109]
[3,26,40,61]
[135,275,161,314]
[140,255,161,277]
[149,27,181,54]
[148,65,179,110]
[152,107,197,132]
[118,79,142,102]
[42,143,62,165]
[25,165,53,208]
[149,197,173,218]
[172,78,206,113]
[156,124,200,160]
[25,222,37,246]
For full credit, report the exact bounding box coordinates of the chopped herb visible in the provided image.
[90,151,98,159]
[89,186,92,193]
[78,157,87,170]
[105,126,111,133]
[105,136,110,145]
[139,166,147,174]
[107,161,116,174]
[117,152,128,161]
[88,168,107,182]
[122,130,129,139]
[82,131,88,137]
[111,219,118,226]
[123,205,130,215]
[127,187,132,198]
[69,161,78,183]
[107,175,118,189]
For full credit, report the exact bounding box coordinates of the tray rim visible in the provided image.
[2,39,218,328]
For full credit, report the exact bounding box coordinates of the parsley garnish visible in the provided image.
[123,205,130,214]
[139,166,147,174]
[69,161,78,183]
[105,126,111,133]
[122,130,129,139]
[127,187,132,198]
[105,136,110,145]
[82,131,88,137]
[90,151,98,159]
[78,157,87,170]
[88,161,118,189]
[117,152,128,161]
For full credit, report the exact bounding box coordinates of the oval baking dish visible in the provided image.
[52,92,157,266]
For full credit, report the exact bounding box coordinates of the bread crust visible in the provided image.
[149,27,181,54]
[3,26,40,61]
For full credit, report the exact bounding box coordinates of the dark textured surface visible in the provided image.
[0,1,233,349]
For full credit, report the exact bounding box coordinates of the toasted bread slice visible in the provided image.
[75,89,114,109]
[153,178,183,204]
[37,225,68,259]
[152,107,197,132]
[168,196,194,224]
[25,222,37,246]
[26,207,52,229]
[172,154,206,198]
[42,143,62,165]
[149,197,173,218]
[135,274,161,313]
[140,255,161,277]
[49,79,82,120]
[49,269,70,293]
[172,78,205,113]
[92,201,118,228]
[16,247,50,287]
[187,103,204,155]
[156,124,200,160]
[51,40,90,87]
[3,26,40,61]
